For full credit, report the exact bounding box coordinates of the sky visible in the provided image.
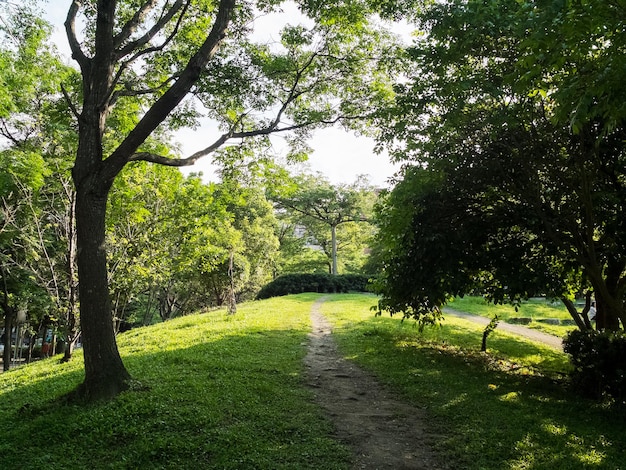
[42,1,402,187]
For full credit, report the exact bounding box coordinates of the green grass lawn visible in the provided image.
[321,294,626,470]
[0,294,350,469]
[446,296,578,337]
[1,293,624,469]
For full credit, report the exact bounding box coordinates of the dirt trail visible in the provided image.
[444,308,565,351]
[304,298,449,470]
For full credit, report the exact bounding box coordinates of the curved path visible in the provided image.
[444,308,565,351]
[304,298,449,470]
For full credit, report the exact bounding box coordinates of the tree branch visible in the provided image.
[61,84,80,119]
[115,0,188,59]
[64,0,89,71]
[102,0,236,182]
[113,0,160,48]
[110,75,177,105]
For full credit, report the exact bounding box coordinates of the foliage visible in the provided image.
[0,296,351,469]
[272,173,377,275]
[256,273,372,299]
[0,6,80,365]
[373,0,626,330]
[107,162,280,324]
[564,329,626,403]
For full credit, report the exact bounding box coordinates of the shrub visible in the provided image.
[563,329,626,402]
[256,273,373,299]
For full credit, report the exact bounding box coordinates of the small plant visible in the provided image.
[481,315,499,352]
[563,329,626,402]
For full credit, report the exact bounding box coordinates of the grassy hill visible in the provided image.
[0,294,350,469]
[1,293,625,469]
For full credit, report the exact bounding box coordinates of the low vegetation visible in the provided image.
[0,295,350,469]
[322,294,626,469]
[1,293,624,469]
[255,273,371,299]
[447,296,577,337]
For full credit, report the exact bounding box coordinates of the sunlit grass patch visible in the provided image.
[447,296,578,337]
[320,293,626,470]
[0,295,350,469]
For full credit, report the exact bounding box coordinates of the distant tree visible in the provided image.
[274,173,375,275]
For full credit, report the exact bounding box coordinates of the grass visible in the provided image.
[2,293,624,469]
[447,296,578,337]
[0,294,350,469]
[321,294,626,470]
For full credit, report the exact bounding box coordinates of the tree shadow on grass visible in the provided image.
[0,326,350,470]
[331,316,626,470]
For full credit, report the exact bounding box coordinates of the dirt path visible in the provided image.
[444,308,565,351]
[304,298,449,470]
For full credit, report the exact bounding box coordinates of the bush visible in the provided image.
[563,329,626,402]
[256,273,373,299]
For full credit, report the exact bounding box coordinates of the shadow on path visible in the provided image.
[304,297,450,470]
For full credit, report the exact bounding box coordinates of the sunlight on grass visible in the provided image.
[320,293,626,470]
[542,420,568,436]
[0,295,351,469]
[499,391,521,403]
[2,293,625,470]
[447,296,578,338]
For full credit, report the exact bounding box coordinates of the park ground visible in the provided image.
[0,293,624,469]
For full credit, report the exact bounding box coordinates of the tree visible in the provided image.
[274,173,375,275]
[59,0,398,400]
[373,0,626,330]
[1,2,79,367]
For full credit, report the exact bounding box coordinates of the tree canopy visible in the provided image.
[45,0,402,400]
[373,0,626,331]
[273,173,376,275]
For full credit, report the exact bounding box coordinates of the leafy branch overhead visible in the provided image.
[372,0,626,332]
[63,1,399,178]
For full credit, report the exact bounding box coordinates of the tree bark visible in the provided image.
[73,184,131,400]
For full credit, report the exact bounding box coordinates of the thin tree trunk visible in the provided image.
[561,297,589,331]
[2,309,13,372]
[1,265,14,371]
[331,224,338,275]
[63,191,79,362]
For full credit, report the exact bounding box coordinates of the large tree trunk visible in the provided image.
[73,183,131,401]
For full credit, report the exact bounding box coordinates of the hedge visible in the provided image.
[256,273,373,299]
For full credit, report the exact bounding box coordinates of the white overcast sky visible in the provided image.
[42,1,402,187]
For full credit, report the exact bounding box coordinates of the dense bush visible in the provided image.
[256,274,373,299]
[563,329,626,402]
